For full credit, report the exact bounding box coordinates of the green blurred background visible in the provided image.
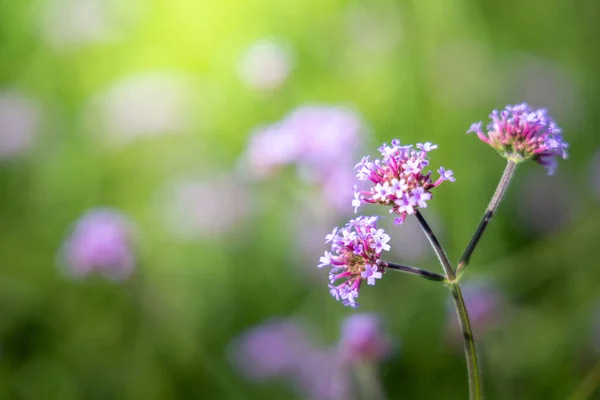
[1,0,600,399]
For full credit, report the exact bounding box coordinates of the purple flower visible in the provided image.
[0,91,40,160]
[361,264,382,285]
[238,38,293,91]
[467,103,568,174]
[228,319,313,381]
[438,167,456,182]
[354,140,454,223]
[411,187,432,209]
[370,229,391,252]
[319,216,391,307]
[318,251,332,268]
[87,73,194,149]
[41,0,139,49]
[338,313,393,364]
[230,315,392,399]
[244,105,364,211]
[59,209,136,281]
[325,227,339,243]
[417,142,438,152]
[292,349,351,400]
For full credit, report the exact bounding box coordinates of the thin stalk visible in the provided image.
[451,282,483,400]
[353,361,386,400]
[414,210,455,280]
[456,161,517,277]
[385,262,446,282]
[414,211,482,399]
[568,360,600,400]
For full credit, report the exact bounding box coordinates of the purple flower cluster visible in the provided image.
[229,314,393,399]
[245,105,363,211]
[0,91,40,160]
[228,319,313,381]
[468,103,568,175]
[59,209,136,281]
[338,313,393,364]
[319,216,390,308]
[353,140,454,224]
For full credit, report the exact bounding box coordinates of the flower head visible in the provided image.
[353,140,454,224]
[319,216,390,307]
[338,313,393,364]
[58,208,136,281]
[0,91,40,160]
[228,319,313,381]
[467,103,568,175]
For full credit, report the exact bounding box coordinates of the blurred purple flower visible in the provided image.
[338,313,393,364]
[244,105,364,211]
[230,314,393,399]
[40,0,139,49]
[85,72,195,148]
[59,209,136,281]
[228,319,313,381]
[293,348,352,400]
[238,38,293,91]
[157,175,252,239]
[468,103,568,175]
[244,124,299,178]
[0,91,40,160]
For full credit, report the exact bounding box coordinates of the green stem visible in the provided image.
[414,211,482,399]
[456,161,517,277]
[568,360,600,400]
[450,282,483,400]
[353,361,386,400]
[385,261,447,282]
[414,210,455,280]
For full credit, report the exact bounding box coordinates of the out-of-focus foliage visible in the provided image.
[1,0,599,399]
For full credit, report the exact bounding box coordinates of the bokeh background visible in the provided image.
[1,0,600,399]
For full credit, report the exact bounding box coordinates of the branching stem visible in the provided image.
[456,161,517,277]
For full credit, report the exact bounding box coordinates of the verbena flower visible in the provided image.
[228,319,313,381]
[353,140,454,224]
[338,313,393,364]
[293,349,351,400]
[467,103,568,175]
[59,208,136,281]
[0,91,40,160]
[244,105,363,211]
[319,216,390,308]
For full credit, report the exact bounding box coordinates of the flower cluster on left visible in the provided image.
[353,140,454,224]
[319,216,391,308]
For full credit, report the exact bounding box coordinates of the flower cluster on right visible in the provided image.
[319,104,569,307]
[467,103,568,175]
